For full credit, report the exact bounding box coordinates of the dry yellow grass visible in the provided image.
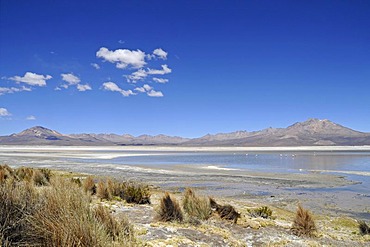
[182,188,211,220]
[291,204,317,237]
[157,192,183,222]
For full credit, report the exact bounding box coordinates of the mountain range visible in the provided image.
[1,119,370,146]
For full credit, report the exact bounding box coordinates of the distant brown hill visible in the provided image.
[1,119,369,146]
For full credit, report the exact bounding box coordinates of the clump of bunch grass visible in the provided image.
[0,179,38,245]
[97,180,112,200]
[358,220,370,235]
[209,197,240,224]
[182,188,211,220]
[0,167,136,246]
[291,204,316,237]
[83,176,96,195]
[14,166,51,186]
[157,192,183,222]
[121,181,151,204]
[94,204,134,241]
[248,206,273,219]
[0,165,15,183]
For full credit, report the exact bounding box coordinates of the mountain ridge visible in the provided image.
[1,119,369,146]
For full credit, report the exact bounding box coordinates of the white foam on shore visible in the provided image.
[202,165,239,171]
[310,169,370,177]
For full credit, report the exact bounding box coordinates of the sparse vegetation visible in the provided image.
[209,197,240,223]
[182,188,211,220]
[157,192,183,222]
[358,220,370,235]
[248,206,273,219]
[291,204,317,237]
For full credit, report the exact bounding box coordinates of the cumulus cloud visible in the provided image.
[91,63,100,69]
[98,46,170,97]
[102,82,135,97]
[96,47,146,69]
[0,86,32,95]
[125,69,148,83]
[147,89,163,97]
[61,73,80,85]
[134,84,163,97]
[153,48,168,60]
[0,107,11,117]
[147,64,171,75]
[26,115,36,120]
[58,73,91,92]
[9,72,52,86]
[126,65,172,83]
[77,84,92,91]
[153,77,169,84]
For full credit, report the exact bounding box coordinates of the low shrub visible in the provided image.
[182,188,211,220]
[157,192,183,222]
[291,204,316,237]
[210,197,240,224]
[248,206,273,219]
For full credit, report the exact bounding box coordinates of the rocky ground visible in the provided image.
[98,189,370,246]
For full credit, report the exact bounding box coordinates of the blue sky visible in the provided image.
[1,0,369,137]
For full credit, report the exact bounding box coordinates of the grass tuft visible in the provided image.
[0,166,137,246]
[291,204,316,237]
[358,220,370,235]
[94,204,134,241]
[182,188,211,220]
[209,197,240,223]
[97,180,112,200]
[121,181,151,204]
[83,176,96,195]
[157,192,183,222]
[248,206,273,219]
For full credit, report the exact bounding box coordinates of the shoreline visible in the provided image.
[1,145,370,221]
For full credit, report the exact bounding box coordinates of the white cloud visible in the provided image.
[134,84,152,93]
[134,84,163,97]
[126,65,172,83]
[134,87,146,93]
[9,72,52,86]
[0,108,11,117]
[61,73,80,85]
[91,63,100,69]
[26,115,36,120]
[118,40,125,44]
[153,48,168,60]
[0,86,32,95]
[58,73,90,92]
[126,69,148,83]
[96,47,146,69]
[102,82,135,97]
[153,77,169,84]
[147,89,164,97]
[77,84,92,91]
[147,64,171,75]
